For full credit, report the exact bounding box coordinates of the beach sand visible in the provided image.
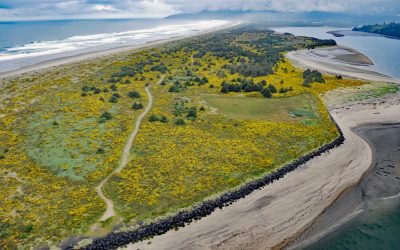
[0,38,181,79]
[122,89,400,250]
[3,27,399,249]
[0,22,240,80]
[292,121,400,249]
[120,46,400,250]
[286,46,400,84]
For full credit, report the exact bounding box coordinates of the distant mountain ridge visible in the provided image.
[166,10,400,27]
[353,23,400,39]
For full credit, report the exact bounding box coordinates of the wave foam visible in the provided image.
[0,20,230,62]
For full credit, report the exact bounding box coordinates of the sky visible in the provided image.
[0,0,399,21]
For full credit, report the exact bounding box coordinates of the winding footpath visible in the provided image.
[96,75,165,222]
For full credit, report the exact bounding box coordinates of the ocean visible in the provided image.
[1,20,400,249]
[308,123,400,250]
[309,202,400,250]
[272,27,400,250]
[3,22,399,79]
[272,27,400,79]
[0,18,230,73]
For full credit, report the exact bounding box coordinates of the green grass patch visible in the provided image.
[347,83,399,102]
[202,93,319,123]
[24,113,103,181]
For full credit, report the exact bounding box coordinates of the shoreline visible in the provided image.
[66,42,400,249]
[4,25,399,249]
[286,45,400,84]
[285,49,400,248]
[116,51,400,249]
[119,95,400,250]
[71,115,346,250]
[329,30,400,41]
[0,38,182,79]
[113,51,400,249]
[293,121,400,249]
[0,21,241,80]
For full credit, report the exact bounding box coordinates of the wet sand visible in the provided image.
[287,46,399,84]
[0,38,181,79]
[0,22,240,80]
[117,44,400,250]
[119,45,400,249]
[310,46,373,66]
[121,89,400,249]
[4,25,399,249]
[291,121,400,249]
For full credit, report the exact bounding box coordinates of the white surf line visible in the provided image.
[96,75,165,222]
[381,192,400,201]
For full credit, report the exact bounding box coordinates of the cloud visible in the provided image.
[92,4,119,12]
[0,0,177,20]
[168,0,400,14]
[0,0,399,20]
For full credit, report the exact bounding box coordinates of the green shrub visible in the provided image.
[96,148,105,154]
[187,107,197,119]
[175,118,186,125]
[110,84,118,91]
[261,88,272,98]
[132,102,144,110]
[149,115,168,123]
[109,96,118,103]
[100,111,113,122]
[128,91,141,98]
[149,115,159,122]
[160,116,169,123]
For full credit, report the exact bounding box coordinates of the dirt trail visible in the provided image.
[96,75,164,222]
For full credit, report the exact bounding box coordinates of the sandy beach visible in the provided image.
[0,38,181,79]
[121,90,399,250]
[293,120,400,249]
[117,47,400,249]
[287,46,400,84]
[3,26,399,249]
[0,21,240,80]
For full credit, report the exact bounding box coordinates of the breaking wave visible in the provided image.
[0,20,230,62]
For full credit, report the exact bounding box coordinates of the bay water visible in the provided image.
[272,27,400,79]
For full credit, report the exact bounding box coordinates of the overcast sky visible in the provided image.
[0,0,399,21]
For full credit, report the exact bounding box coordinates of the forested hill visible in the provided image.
[352,23,400,39]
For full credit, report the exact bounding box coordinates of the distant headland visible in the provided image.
[353,22,400,39]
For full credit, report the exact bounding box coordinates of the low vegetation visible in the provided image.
[0,26,365,249]
[353,22,400,38]
[202,93,317,122]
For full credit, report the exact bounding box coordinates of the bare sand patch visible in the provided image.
[286,46,399,84]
